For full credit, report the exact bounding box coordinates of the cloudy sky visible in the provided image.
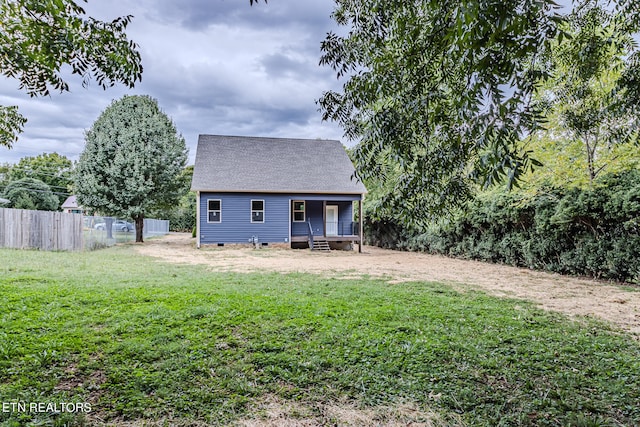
[0,0,345,165]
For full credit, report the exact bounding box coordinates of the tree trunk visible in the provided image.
[587,153,595,185]
[585,138,596,186]
[135,215,144,243]
[105,217,114,239]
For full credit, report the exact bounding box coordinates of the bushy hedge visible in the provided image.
[165,205,196,232]
[366,170,640,282]
[152,192,196,232]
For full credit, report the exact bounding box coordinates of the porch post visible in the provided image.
[322,200,327,237]
[358,198,363,253]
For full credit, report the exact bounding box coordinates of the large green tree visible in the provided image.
[2,177,59,211]
[318,0,563,224]
[539,4,639,185]
[6,153,74,207]
[0,0,143,148]
[520,4,640,190]
[318,0,639,225]
[75,95,187,242]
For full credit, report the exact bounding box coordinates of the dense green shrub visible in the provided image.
[165,205,196,232]
[2,177,59,211]
[366,170,640,282]
[151,191,196,232]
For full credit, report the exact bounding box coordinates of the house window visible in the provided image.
[207,199,221,223]
[293,200,305,222]
[251,200,264,223]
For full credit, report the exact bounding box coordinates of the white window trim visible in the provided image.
[251,199,265,223]
[292,200,305,222]
[207,199,222,223]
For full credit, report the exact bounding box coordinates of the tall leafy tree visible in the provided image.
[0,0,143,148]
[536,3,640,185]
[318,0,564,225]
[7,153,74,206]
[318,0,640,225]
[75,95,187,242]
[2,177,59,211]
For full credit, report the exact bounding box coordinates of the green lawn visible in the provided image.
[1,246,639,426]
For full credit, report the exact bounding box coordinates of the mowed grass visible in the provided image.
[1,246,639,426]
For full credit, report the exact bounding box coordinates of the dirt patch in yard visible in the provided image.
[237,395,459,427]
[135,233,640,337]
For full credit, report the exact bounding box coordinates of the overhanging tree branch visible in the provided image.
[0,0,143,148]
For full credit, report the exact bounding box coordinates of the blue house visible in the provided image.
[191,135,367,251]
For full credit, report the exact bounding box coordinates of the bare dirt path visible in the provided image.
[135,233,640,337]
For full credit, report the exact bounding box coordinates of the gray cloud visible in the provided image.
[148,0,335,33]
[0,0,344,165]
[260,51,313,80]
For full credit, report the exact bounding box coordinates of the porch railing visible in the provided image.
[325,221,359,236]
[307,219,315,250]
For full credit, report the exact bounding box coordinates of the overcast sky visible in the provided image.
[0,0,344,165]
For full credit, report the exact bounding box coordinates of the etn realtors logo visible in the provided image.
[2,401,91,413]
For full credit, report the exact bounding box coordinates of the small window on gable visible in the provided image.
[293,200,305,222]
[208,199,221,223]
[251,200,264,223]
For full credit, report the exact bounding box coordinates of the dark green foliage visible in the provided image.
[2,177,59,211]
[150,166,195,232]
[363,216,409,249]
[0,0,142,147]
[0,105,27,149]
[319,0,564,221]
[0,162,12,189]
[7,153,73,192]
[4,153,74,209]
[540,4,640,184]
[368,170,640,282]
[161,192,196,232]
[75,95,188,242]
[322,1,640,226]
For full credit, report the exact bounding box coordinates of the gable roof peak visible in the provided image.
[191,134,366,194]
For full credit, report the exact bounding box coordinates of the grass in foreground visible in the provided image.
[0,246,639,426]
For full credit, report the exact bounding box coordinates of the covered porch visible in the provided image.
[289,197,363,252]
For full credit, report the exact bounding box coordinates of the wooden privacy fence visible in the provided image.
[0,208,84,251]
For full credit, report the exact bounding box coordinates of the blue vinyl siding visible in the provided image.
[337,201,355,235]
[199,192,361,244]
[200,193,289,244]
[301,200,324,236]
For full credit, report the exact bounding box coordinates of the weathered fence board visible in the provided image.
[0,208,84,251]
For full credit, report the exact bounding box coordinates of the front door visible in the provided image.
[326,205,338,236]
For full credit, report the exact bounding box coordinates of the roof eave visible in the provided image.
[190,188,367,195]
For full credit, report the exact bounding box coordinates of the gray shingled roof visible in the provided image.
[61,195,79,209]
[191,135,367,194]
